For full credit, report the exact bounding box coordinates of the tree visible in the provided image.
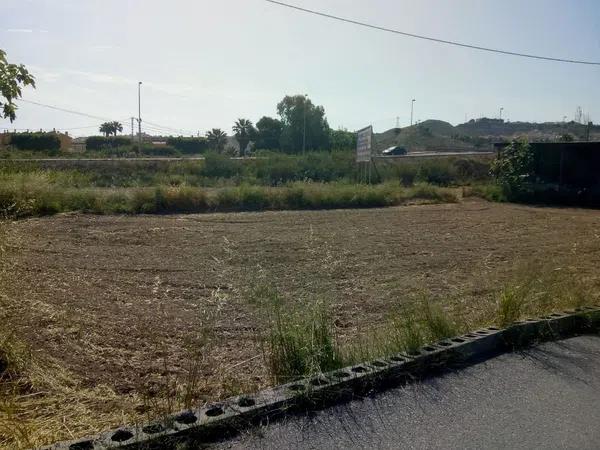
[255,116,283,150]
[232,118,256,157]
[205,128,228,152]
[110,121,123,136]
[491,139,533,197]
[277,95,331,153]
[99,121,123,137]
[99,122,112,137]
[0,49,35,122]
[256,116,283,150]
[329,128,356,150]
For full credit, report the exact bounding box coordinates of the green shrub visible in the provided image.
[491,139,533,198]
[415,160,458,186]
[465,184,507,202]
[139,145,180,157]
[85,136,132,150]
[201,152,242,179]
[8,133,60,153]
[453,158,490,182]
[166,137,208,154]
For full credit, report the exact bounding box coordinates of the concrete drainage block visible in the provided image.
[46,309,599,450]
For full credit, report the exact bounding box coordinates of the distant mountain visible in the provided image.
[373,118,600,153]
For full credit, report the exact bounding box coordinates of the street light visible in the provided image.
[138,81,142,149]
[500,107,504,120]
[410,99,416,126]
[302,94,308,154]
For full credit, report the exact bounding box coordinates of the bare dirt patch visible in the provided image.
[3,198,600,446]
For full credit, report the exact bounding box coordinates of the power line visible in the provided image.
[264,0,600,66]
[17,99,120,121]
[63,123,108,131]
[1,123,105,132]
[143,120,196,136]
[16,98,194,136]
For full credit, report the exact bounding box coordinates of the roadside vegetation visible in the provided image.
[253,265,596,383]
[0,153,491,218]
[0,179,457,218]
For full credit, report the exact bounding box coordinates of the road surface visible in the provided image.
[375,150,494,159]
[213,335,600,450]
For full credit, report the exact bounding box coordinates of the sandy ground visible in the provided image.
[2,198,600,443]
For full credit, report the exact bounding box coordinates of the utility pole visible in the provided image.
[130,117,134,141]
[138,81,142,149]
[302,94,307,154]
[396,116,399,128]
[410,99,416,126]
[500,107,504,120]
[586,121,592,141]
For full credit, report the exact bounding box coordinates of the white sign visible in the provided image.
[356,126,373,162]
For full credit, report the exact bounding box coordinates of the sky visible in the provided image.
[1,0,599,136]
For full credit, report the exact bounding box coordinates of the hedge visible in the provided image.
[166,137,208,154]
[86,136,132,150]
[8,132,61,152]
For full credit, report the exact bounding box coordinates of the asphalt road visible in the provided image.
[213,335,600,450]
[375,151,494,159]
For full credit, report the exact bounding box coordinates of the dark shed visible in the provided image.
[494,142,600,190]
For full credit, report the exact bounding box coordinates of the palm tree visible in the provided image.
[206,128,228,152]
[110,121,123,137]
[99,121,123,137]
[99,122,112,137]
[232,118,256,157]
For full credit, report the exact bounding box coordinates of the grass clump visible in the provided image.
[497,286,525,327]
[257,284,341,383]
[421,298,460,341]
[494,267,594,327]
[463,184,508,202]
[391,311,425,355]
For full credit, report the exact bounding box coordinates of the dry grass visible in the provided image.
[238,228,599,383]
[1,200,599,447]
[0,236,227,449]
[245,262,599,388]
[0,221,143,448]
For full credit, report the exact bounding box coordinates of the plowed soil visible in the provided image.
[3,198,600,444]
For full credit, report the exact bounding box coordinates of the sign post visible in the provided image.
[356,125,373,183]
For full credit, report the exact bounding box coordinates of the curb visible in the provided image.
[45,306,600,450]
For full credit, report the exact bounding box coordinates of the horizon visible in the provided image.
[1,0,599,137]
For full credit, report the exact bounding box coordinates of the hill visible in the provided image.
[374,118,600,153]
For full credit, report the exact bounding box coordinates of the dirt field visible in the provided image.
[3,198,600,444]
